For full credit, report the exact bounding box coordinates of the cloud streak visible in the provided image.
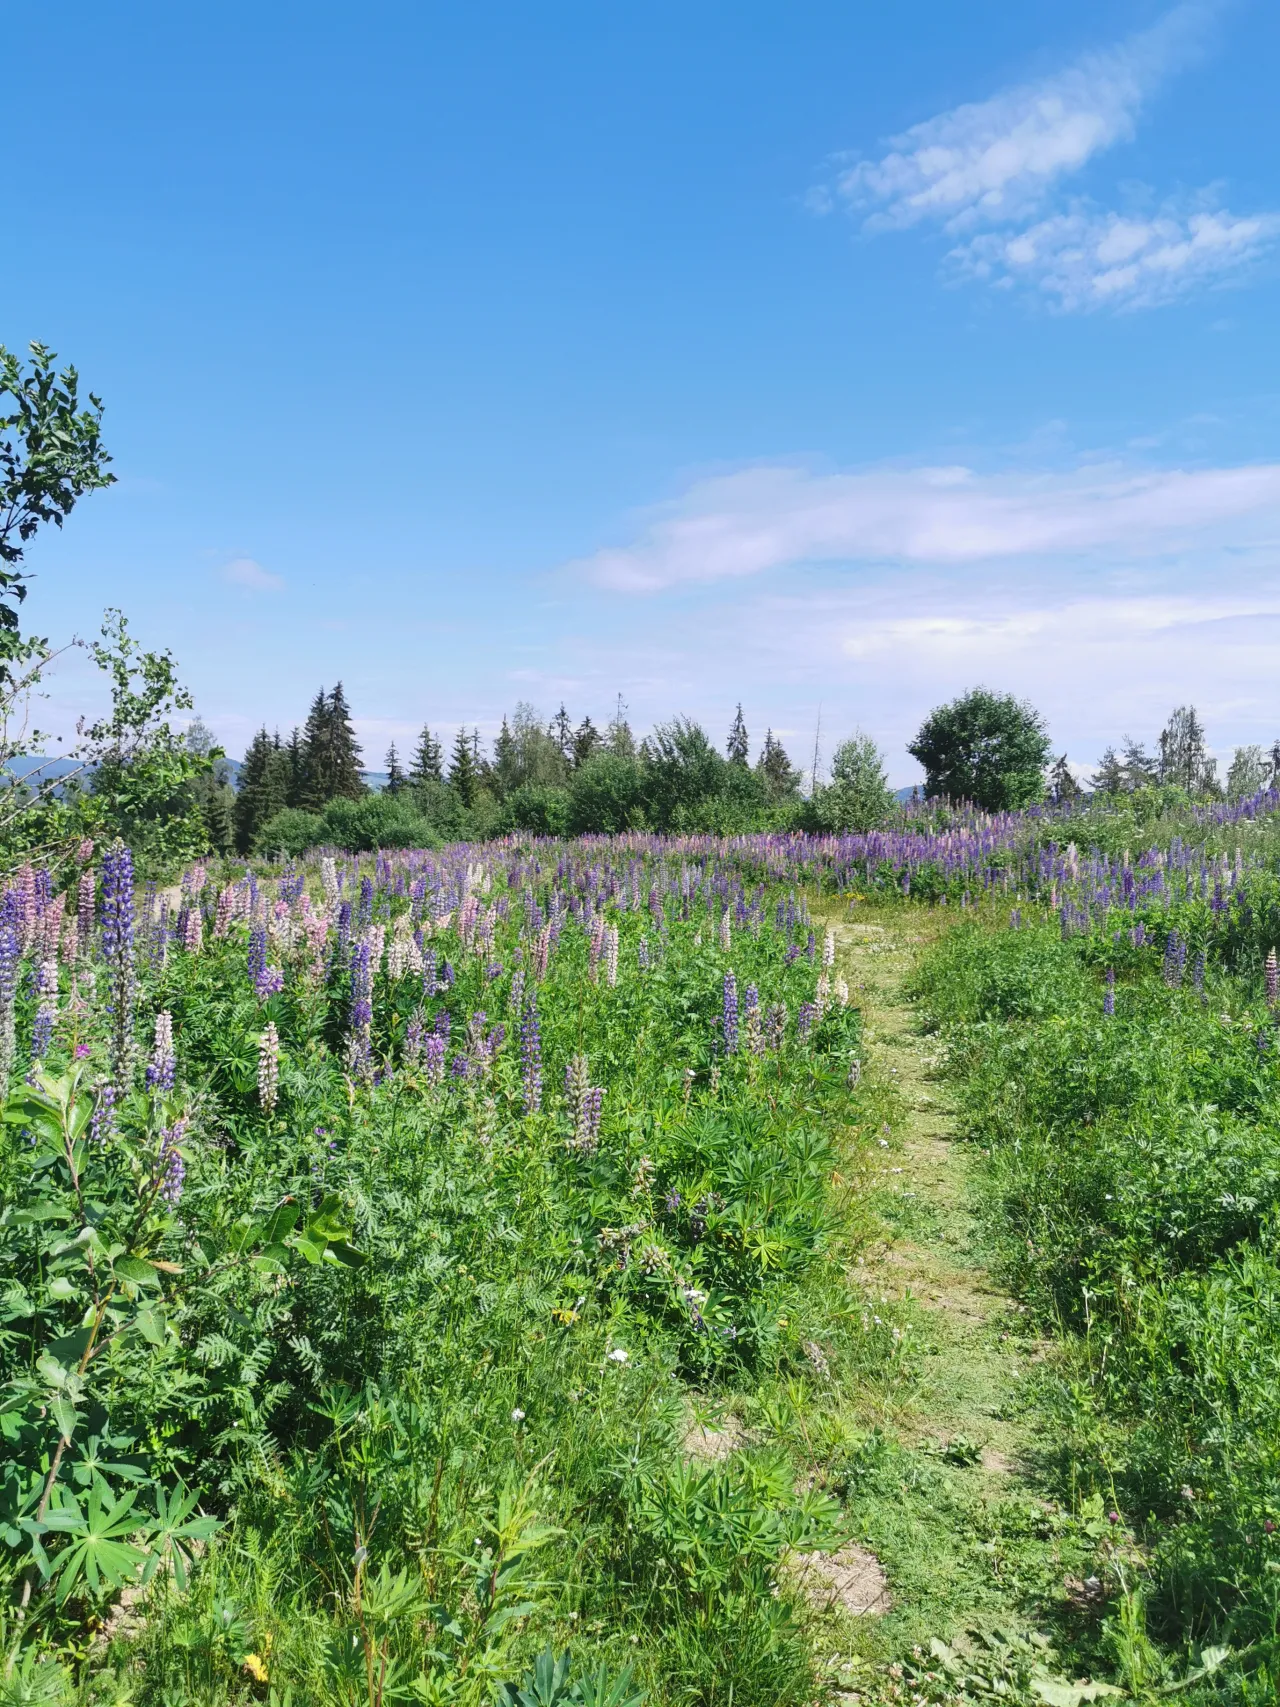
[954,201,1280,310]
[222,557,285,592]
[577,459,1280,592]
[826,4,1206,232]
[813,4,1278,309]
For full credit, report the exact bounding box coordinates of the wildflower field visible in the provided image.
[6,791,1280,1704]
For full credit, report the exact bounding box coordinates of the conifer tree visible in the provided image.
[449,726,478,806]
[726,704,749,765]
[1157,705,1217,793]
[572,715,600,769]
[284,728,306,806]
[605,695,636,761]
[756,729,799,799]
[410,723,443,784]
[234,728,291,853]
[385,741,406,794]
[551,704,574,765]
[1048,754,1080,804]
[1121,736,1158,792]
[300,683,365,806]
[1092,746,1125,793]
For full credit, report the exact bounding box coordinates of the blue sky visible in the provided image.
[9,0,1280,783]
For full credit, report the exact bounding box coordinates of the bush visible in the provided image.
[255,806,324,856]
[502,782,572,836]
[804,732,895,832]
[260,794,439,853]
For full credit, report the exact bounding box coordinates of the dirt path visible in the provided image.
[838,911,1032,1473]
[811,908,1080,1687]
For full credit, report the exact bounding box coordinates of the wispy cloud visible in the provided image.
[823,4,1205,232]
[813,3,1277,310]
[954,200,1280,310]
[221,557,285,592]
[577,459,1280,592]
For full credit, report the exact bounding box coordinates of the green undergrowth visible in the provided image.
[911,911,1280,1703]
[2,865,916,1707]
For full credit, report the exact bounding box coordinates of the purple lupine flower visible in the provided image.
[784,944,801,966]
[158,1119,186,1206]
[637,934,650,971]
[449,1053,471,1080]
[1103,968,1115,1017]
[721,972,739,1055]
[582,1085,604,1148]
[434,1008,450,1038]
[146,1011,176,1092]
[1162,931,1186,988]
[423,1032,445,1085]
[30,1005,54,1063]
[797,1001,817,1039]
[1267,948,1278,1009]
[258,1023,280,1112]
[335,900,352,962]
[520,992,543,1114]
[1192,951,1206,997]
[422,946,438,998]
[440,958,455,989]
[347,938,373,1077]
[100,842,137,1084]
[0,916,22,1086]
[742,983,764,1055]
[765,1001,788,1051]
[77,870,95,953]
[91,1080,118,1146]
[248,925,267,988]
[404,1013,425,1065]
[357,875,374,933]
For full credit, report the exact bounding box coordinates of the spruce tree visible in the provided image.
[326,682,365,798]
[449,726,478,806]
[1048,754,1081,804]
[284,728,306,806]
[300,683,365,805]
[1120,736,1158,792]
[605,695,636,760]
[1092,746,1125,793]
[726,704,749,765]
[1157,705,1216,793]
[551,704,574,765]
[410,723,444,784]
[572,715,600,769]
[234,728,291,853]
[385,741,406,794]
[756,729,798,799]
[493,717,515,793]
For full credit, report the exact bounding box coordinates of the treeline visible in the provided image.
[228,694,900,853]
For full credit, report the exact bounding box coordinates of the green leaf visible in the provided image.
[134,1306,168,1347]
[261,1200,300,1244]
[49,1395,79,1442]
[114,1255,160,1287]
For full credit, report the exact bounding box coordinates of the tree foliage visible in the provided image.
[908,688,1051,811]
[0,343,114,681]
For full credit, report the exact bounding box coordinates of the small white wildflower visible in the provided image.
[607,1347,629,1364]
[511,1407,526,1422]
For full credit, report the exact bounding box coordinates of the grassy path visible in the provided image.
[820,908,1094,1696]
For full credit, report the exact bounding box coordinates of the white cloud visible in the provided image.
[576,459,1280,592]
[222,557,284,592]
[827,4,1205,232]
[814,3,1278,312]
[954,201,1280,309]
